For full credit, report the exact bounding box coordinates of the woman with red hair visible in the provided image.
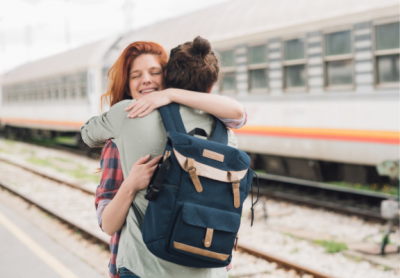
[82,37,245,278]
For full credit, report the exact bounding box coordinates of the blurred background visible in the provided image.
[0,0,399,278]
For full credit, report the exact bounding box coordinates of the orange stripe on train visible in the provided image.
[2,118,399,145]
[1,118,85,127]
[233,126,400,145]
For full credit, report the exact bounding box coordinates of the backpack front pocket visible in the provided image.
[170,202,241,262]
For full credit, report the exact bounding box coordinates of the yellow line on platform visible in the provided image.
[0,210,79,278]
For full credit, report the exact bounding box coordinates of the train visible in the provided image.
[1,0,399,185]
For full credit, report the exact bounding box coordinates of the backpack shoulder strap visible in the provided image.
[211,118,228,145]
[158,103,186,133]
[159,103,228,145]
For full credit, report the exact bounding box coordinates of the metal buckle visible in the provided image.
[187,166,196,171]
[145,184,160,201]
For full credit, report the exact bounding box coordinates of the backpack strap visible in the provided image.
[210,118,228,145]
[158,103,186,133]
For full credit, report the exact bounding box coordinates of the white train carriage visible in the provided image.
[1,0,399,183]
[0,36,119,136]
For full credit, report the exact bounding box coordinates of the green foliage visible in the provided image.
[314,239,348,253]
[382,235,391,245]
[327,181,398,196]
[253,169,266,173]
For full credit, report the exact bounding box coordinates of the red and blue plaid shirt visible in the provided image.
[95,112,247,278]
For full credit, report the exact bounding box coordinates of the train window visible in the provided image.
[71,88,76,99]
[220,50,235,68]
[283,39,306,90]
[285,64,306,87]
[284,39,305,60]
[376,55,399,83]
[374,22,400,85]
[326,60,353,85]
[221,72,236,92]
[248,45,268,92]
[325,30,352,56]
[324,30,353,88]
[81,85,87,98]
[219,50,236,94]
[249,68,268,90]
[375,22,399,51]
[248,45,267,64]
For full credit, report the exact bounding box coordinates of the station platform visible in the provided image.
[0,200,105,278]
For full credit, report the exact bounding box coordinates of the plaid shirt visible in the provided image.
[96,112,246,278]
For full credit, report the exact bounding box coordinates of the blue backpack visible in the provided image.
[134,103,257,268]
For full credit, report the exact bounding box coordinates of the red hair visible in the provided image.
[102,41,168,107]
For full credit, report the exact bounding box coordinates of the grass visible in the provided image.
[327,181,398,196]
[314,239,348,253]
[53,157,73,163]
[253,169,266,174]
[26,157,100,183]
[54,136,76,146]
[0,147,11,153]
[4,139,15,146]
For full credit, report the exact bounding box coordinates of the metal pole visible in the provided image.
[64,0,70,49]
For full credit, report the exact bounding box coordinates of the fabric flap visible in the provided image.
[182,203,240,233]
[173,149,248,182]
[167,131,251,170]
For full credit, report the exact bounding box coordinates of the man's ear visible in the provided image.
[206,84,214,94]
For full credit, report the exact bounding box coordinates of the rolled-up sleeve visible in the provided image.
[218,108,247,129]
[81,100,131,148]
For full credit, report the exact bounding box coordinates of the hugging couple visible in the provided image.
[81,36,247,278]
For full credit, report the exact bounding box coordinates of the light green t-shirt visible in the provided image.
[81,100,237,278]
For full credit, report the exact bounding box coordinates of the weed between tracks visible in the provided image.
[314,239,348,253]
[26,157,100,183]
[328,181,398,196]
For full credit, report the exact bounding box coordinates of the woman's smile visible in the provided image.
[129,54,165,99]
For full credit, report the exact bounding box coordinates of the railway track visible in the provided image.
[2,138,393,222]
[257,173,397,221]
[0,159,337,278]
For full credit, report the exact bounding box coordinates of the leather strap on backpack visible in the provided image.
[230,172,241,208]
[187,158,203,192]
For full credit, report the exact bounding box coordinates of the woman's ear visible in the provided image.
[206,84,214,94]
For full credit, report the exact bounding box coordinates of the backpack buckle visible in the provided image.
[187,166,196,171]
[145,184,160,201]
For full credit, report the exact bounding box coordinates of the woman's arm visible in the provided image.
[81,100,129,148]
[101,154,161,236]
[125,88,244,120]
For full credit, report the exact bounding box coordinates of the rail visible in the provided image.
[0,159,338,278]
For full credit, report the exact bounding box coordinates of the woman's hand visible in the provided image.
[122,154,162,194]
[125,90,172,118]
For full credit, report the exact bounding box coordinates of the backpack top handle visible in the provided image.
[159,103,228,145]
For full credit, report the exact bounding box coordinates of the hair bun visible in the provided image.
[192,36,211,55]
